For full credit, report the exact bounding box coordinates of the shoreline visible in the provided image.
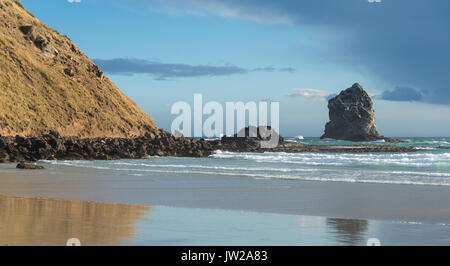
[1,132,446,164]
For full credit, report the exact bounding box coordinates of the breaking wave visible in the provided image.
[41,147,450,187]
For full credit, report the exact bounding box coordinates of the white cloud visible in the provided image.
[67,0,81,3]
[148,0,293,24]
[288,88,333,101]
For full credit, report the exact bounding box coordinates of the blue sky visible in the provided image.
[21,0,450,137]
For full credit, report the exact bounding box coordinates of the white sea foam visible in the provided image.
[39,148,450,187]
[210,151,450,167]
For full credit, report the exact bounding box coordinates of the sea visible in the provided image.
[39,137,450,187]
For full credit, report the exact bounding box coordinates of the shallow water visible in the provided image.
[0,194,150,246]
[1,194,449,246]
[31,142,450,187]
[129,206,450,246]
[285,136,450,148]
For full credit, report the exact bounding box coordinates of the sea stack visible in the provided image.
[321,83,382,142]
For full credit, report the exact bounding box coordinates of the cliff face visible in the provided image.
[321,83,381,141]
[0,0,156,137]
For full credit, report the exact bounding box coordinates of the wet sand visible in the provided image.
[0,163,450,223]
[1,162,450,245]
[0,194,150,246]
[1,194,449,246]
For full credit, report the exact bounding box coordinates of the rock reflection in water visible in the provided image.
[0,194,151,246]
[326,218,369,245]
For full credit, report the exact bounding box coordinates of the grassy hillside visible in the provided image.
[0,0,157,137]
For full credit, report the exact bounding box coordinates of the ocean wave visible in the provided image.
[111,161,318,173]
[43,151,450,170]
[210,151,450,168]
[39,160,450,186]
[404,139,450,146]
[39,148,450,187]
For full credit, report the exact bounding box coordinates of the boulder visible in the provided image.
[19,26,58,58]
[0,149,9,163]
[64,68,75,77]
[88,64,104,79]
[33,36,58,58]
[19,25,37,40]
[16,162,44,170]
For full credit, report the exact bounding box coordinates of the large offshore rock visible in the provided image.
[321,83,382,141]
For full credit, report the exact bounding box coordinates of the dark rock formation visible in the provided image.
[19,25,58,58]
[217,126,285,152]
[0,130,215,163]
[0,128,431,163]
[33,36,58,58]
[17,162,44,170]
[321,83,396,142]
[19,25,37,40]
[212,126,418,153]
[64,68,75,77]
[88,64,104,79]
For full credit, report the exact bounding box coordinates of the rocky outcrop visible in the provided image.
[212,126,416,153]
[0,127,290,162]
[216,126,285,152]
[0,130,214,163]
[322,83,391,142]
[18,26,58,58]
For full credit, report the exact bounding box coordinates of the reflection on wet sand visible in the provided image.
[0,194,151,246]
[326,218,369,245]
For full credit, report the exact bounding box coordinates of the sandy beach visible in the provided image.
[1,161,450,223]
[1,157,450,246]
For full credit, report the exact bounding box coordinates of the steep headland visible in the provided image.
[0,0,156,138]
